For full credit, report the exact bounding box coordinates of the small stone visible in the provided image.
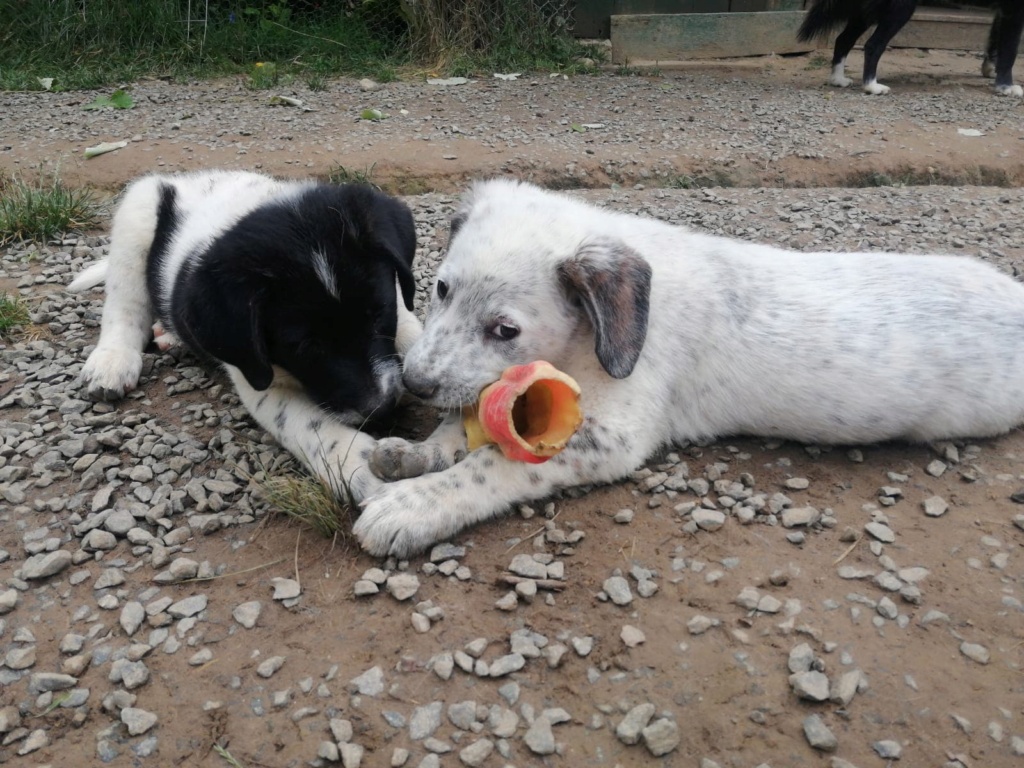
[873,740,902,759]
[642,718,680,756]
[784,477,810,490]
[167,595,207,618]
[494,591,518,611]
[489,653,525,677]
[271,577,301,600]
[5,645,36,670]
[803,714,838,752]
[232,601,261,629]
[687,615,717,635]
[339,742,364,768]
[959,642,990,665]
[257,656,286,678]
[865,522,895,543]
[22,550,73,579]
[621,625,646,647]
[523,715,556,755]
[120,602,145,636]
[391,748,410,766]
[386,573,420,601]
[458,739,494,767]
[0,588,19,614]
[409,702,443,740]
[788,643,815,673]
[790,671,830,701]
[508,554,548,579]
[122,707,159,735]
[603,576,633,606]
[330,718,354,743]
[353,580,378,596]
[616,703,656,745]
[189,649,213,666]
[30,672,78,692]
[318,742,340,761]
[781,506,819,528]
[925,459,947,477]
[922,496,948,517]
[692,509,726,531]
[18,728,48,755]
[572,636,594,656]
[0,705,22,733]
[613,509,634,524]
[350,666,385,696]
[830,670,862,706]
[757,595,783,614]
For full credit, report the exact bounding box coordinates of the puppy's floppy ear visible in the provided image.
[371,195,418,311]
[558,238,652,379]
[177,274,274,391]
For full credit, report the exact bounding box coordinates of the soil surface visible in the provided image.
[0,48,1023,768]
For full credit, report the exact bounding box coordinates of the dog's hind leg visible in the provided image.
[78,176,164,400]
[829,18,871,87]
[989,1,1024,96]
[860,0,916,95]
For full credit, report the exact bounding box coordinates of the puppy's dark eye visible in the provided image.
[437,280,449,300]
[489,323,520,341]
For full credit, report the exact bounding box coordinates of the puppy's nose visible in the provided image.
[402,372,438,400]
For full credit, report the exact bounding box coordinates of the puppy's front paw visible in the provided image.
[370,437,450,481]
[353,481,445,558]
[80,346,143,401]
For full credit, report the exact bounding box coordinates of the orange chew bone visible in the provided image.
[463,361,583,463]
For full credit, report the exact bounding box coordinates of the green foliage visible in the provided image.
[82,89,134,110]
[0,293,31,338]
[0,0,593,89]
[0,171,100,246]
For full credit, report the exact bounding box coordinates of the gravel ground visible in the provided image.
[2,52,1024,768]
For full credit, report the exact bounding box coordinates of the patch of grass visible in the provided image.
[0,171,100,245]
[804,53,830,70]
[0,293,31,338]
[246,61,279,90]
[261,471,354,540]
[842,165,1013,188]
[213,744,246,768]
[666,170,737,190]
[325,163,379,189]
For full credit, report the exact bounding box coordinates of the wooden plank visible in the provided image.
[615,0,729,14]
[611,11,812,62]
[890,11,991,51]
[574,0,616,38]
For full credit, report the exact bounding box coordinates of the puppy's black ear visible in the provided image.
[177,275,274,391]
[372,196,418,311]
[558,238,652,379]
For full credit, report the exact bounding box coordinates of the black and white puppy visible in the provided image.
[68,170,422,500]
[798,0,1023,96]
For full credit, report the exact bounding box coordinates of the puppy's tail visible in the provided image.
[798,0,869,42]
[67,260,109,293]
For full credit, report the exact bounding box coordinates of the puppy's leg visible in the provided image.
[152,322,179,352]
[370,410,467,481]
[355,420,650,558]
[229,368,384,503]
[79,177,163,400]
[829,18,869,88]
[860,0,915,95]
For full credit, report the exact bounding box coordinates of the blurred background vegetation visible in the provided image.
[0,0,597,90]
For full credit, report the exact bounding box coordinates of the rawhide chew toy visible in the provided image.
[463,361,583,463]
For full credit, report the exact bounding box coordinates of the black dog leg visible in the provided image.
[860,0,916,94]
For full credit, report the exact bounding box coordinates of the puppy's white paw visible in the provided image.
[354,480,447,558]
[369,436,452,481]
[80,346,143,401]
[996,83,1023,98]
[863,81,890,96]
[828,74,852,88]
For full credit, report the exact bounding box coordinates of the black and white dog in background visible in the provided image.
[68,170,422,501]
[798,0,1024,96]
